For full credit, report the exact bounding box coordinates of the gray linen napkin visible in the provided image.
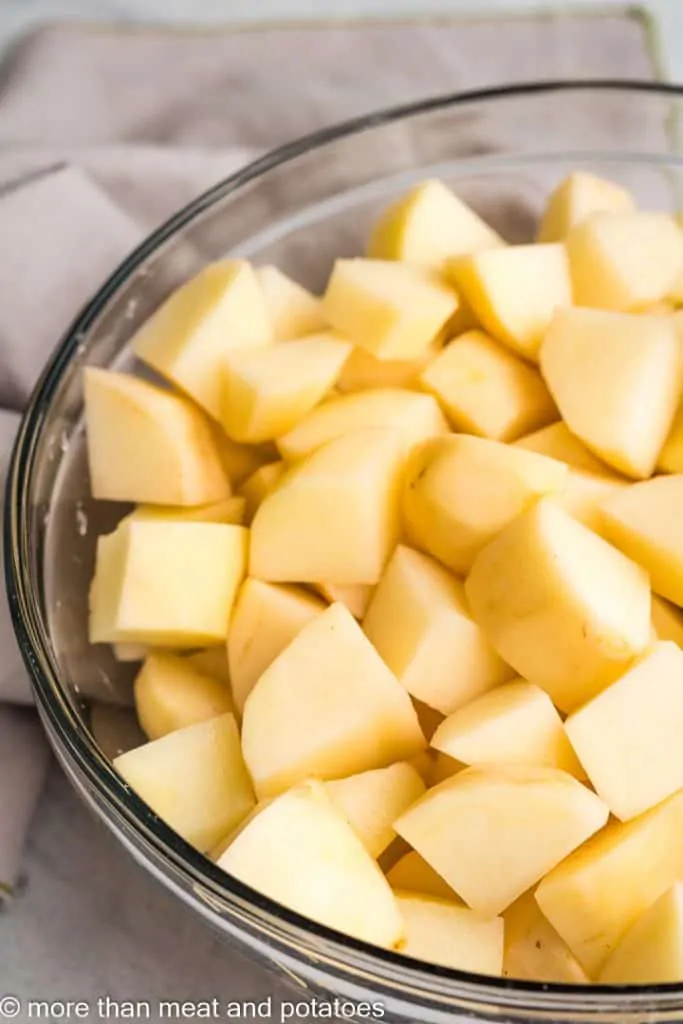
[0,9,660,1004]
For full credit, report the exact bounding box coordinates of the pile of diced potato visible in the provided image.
[87,171,683,986]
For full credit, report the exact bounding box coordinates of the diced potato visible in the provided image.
[326,762,426,858]
[255,265,326,340]
[396,892,504,975]
[386,851,457,900]
[553,467,627,533]
[432,680,583,777]
[251,428,404,585]
[367,179,504,268]
[337,344,436,393]
[132,260,272,419]
[445,244,571,361]
[241,603,426,798]
[238,462,286,521]
[114,713,255,852]
[125,497,246,526]
[277,388,447,463]
[220,335,351,443]
[183,647,230,686]
[89,520,247,647]
[601,475,683,604]
[651,596,683,646]
[537,171,636,243]
[363,545,511,715]
[83,368,230,506]
[322,258,457,360]
[402,434,568,575]
[565,642,683,821]
[395,764,608,917]
[419,330,557,441]
[311,582,373,620]
[599,884,683,984]
[566,212,683,310]
[134,652,233,740]
[535,790,683,976]
[503,892,590,984]
[541,308,682,478]
[228,579,325,714]
[465,500,651,713]
[217,780,404,948]
[514,420,615,474]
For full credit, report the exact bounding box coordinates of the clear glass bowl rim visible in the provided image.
[7,80,683,1018]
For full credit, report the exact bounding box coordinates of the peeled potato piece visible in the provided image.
[503,892,590,984]
[255,265,326,340]
[326,762,426,858]
[537,171,636,243]
[396,892,504,975]
[134,652,233,740]
[599,884,683,984]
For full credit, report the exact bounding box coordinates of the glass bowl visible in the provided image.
[7,81,683,1023]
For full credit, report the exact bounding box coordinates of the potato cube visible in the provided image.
[396,893,504,975]
[337,344,436,393]
[134,652,233,740]
[251,428,404,585]
[514,420,615,474]
[220,334,351,443]
[465,500,651,713]
[565,642,683,821]
[535,790,683,976]
[277,388,447,463]
[567,212,683,310]
[228,579,325,714]
[446,244,572,361]
[503,892,590,984]
[367,179,504,268]
[240,603,425,798]
[326,762,425,858]
[132,260,272,419]
[432,680,583,777]
[217,780,404,948]
[402,434,568,575]
[537,171,636,243]
[419,330,556,441]
[553,467,627,533]
[395,764,608,917]
[114,713,255,852]
[83,368,230,505]
[322,258,457,360]
[363,545,511,715]
[386,851,458,900]
[89,520,247,647]
[255,265,326,340]
[311,581,373,620]
[599,884,683,984]
[541,308,682,478]
[238,462,286,521]
[601,475,683,604]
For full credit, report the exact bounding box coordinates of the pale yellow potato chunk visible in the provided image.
[311,582,373,620]
[419,330,556,441]
[367,179,504,268]
[386,851,458,900]
[217,780,404,949]
[277,387,447,463]
[537,171,636,243]
[601,475,683,605]
[565,642,683,821]
[363,545,511,715]
[514,420,615,474]
[553,467,627,534]
[125,496,246,526]
[567,211,683,311]
[238,461,286,521]
[599,884,683,984]
[337,344,436,393]
[255,265,326,340]
[446,244,571,361]
[134,652,233,740]
[402,434,568,575]
[250,427,404,585]
[395,764,608,917]
[114,713,255,852]
[83,368,230,506]
[535,790,683,976]
[503,892,590,984]
[396,893,504,975]
[323,258,457,360]
[89,520,247,647]
[326,762,425,858]
[651,596,683,646]
[132,260,272,419]
[228,579,325,714]
[432,680,583,777]
[241,603,426,798]
[465,500,651,713]
[220,334,351,443]
[540,308,682,479]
